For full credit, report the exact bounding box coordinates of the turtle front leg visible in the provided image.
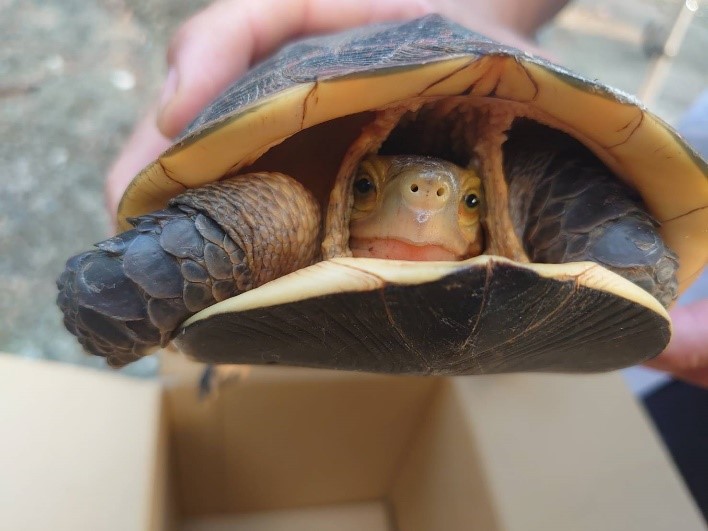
[503,119,679,307]
[57,173,321,367]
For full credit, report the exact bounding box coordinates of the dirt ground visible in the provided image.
[1,0,706,375]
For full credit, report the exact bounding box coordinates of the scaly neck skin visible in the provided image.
[349,155,484,261]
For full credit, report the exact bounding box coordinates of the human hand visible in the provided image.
[104,0,565,217]
[646,299,708,388]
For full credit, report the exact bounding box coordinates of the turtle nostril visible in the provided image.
[436,187,445,197]
[410,184,419,193]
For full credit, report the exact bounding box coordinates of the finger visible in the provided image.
[660,367,708,389]
[105,106,172,227]
[644,299,708,388]
[157,0,433,137]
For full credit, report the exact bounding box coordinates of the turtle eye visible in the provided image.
[354,177,375,195]
[464,193,480,209]
[351,173,378,220]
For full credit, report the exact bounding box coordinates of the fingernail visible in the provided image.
[159,66,178,112]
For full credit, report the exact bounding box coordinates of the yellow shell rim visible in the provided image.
[118,55,708,296]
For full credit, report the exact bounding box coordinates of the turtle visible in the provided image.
[57,15,708,374]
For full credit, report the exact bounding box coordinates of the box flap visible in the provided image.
[0,355,164,531]
[181,501,390,531]
[392,372,706,531]
[166,366,438,517]
[455,373,704,531]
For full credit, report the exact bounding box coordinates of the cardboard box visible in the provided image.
[0,353,705,530]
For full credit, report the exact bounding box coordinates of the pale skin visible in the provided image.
[105,0,707,387]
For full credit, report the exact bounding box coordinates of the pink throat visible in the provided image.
[349,238,459,261]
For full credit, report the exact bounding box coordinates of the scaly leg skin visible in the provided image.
[503,119,678,307]
[57,173,321,367]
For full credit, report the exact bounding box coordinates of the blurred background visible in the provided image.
[0,0,706,378]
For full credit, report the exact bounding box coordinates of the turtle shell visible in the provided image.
[118,15,708,374]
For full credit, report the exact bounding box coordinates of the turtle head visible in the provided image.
[348,155,484,261]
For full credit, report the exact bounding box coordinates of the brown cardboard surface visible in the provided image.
[165,367,438,516]
[1,353,706,531]
[392,373,707,531]
[452,373,706,531]
[0,354,164,531]
[180,501,390,531]
[391,380,501,531]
